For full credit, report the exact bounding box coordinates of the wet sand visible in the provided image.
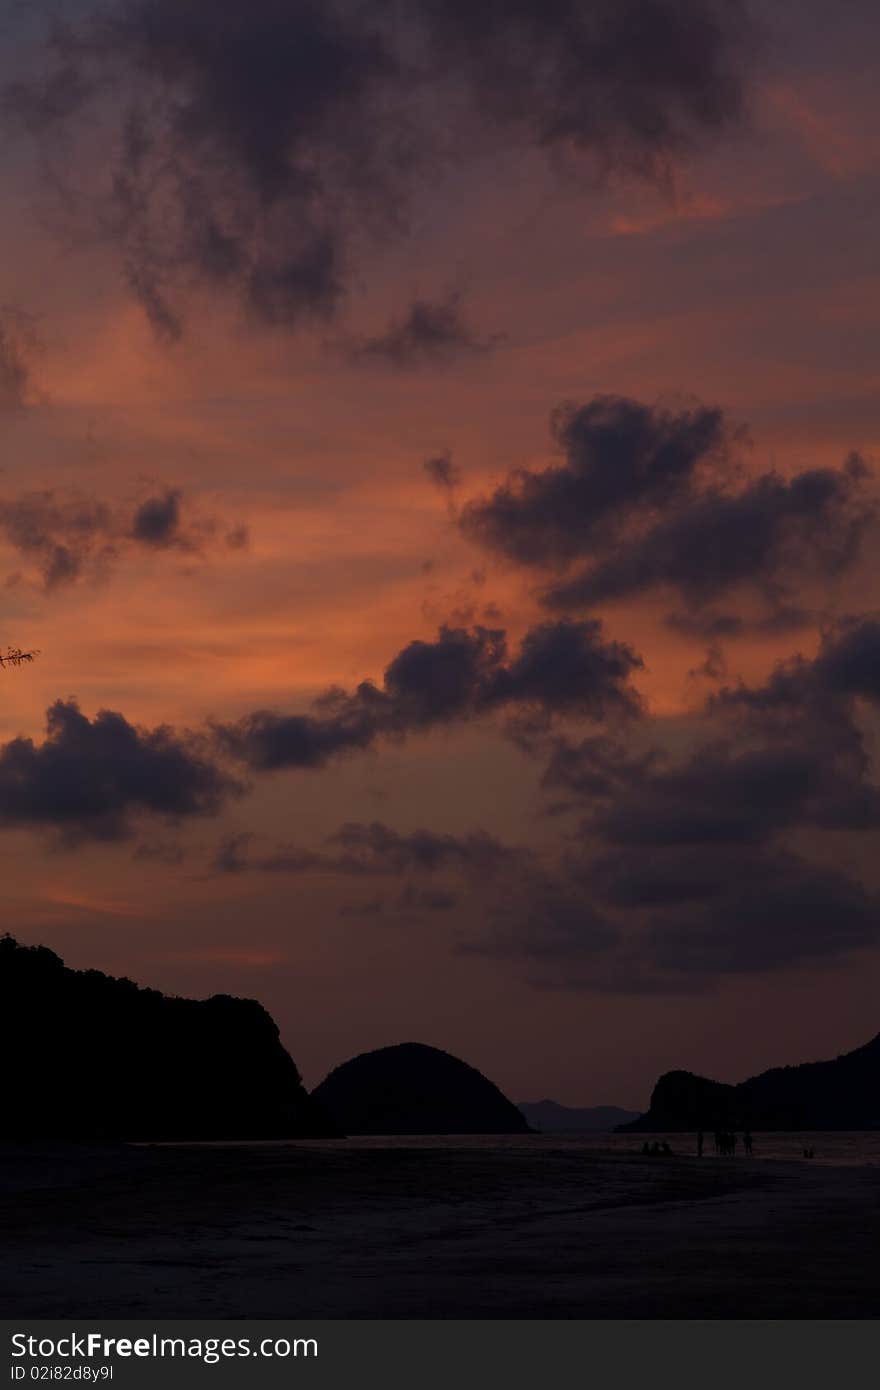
[3,1141,879,1317]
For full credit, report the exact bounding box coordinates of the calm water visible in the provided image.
[289,1131,880,1166]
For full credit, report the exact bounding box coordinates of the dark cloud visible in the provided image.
[124,260,183,344]
[542,733,656,801]
[463,837,880,988]
[212,821,514,927]
[496,620,642,719]
[213,696,380,774]
[7,0,753,334]
[491,619,880,983]
[812,617,880,703]
[212,832,322,876]
[0,699,238,842]
[397,884,458,913]
[571,620,880,857]
[215,618,642,771]
[460,396,873,627]
[0,492,115,591]
[590,741,880,847]
[0,486,246,591]
[0,313,34,412]
[225,523,250,551]
[687,644,727,682]
[130,488,184,548]
[419,0,749,171]
[460,395,731,565]
[327,821,519,876]
[214,820,520,881]
[714,617,880,722]
[462,875,619,970]
[645,852,878,975]
[546,460,871,612]
[423,452,461,496]
[132,837,187,865]
[351,292,498,368]
[667,604,814,641]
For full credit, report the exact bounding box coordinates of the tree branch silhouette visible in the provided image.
[0,647,38,668]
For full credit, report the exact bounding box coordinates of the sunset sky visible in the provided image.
[2,0,879,1108]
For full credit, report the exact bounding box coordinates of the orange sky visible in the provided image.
[2,0,880,1106]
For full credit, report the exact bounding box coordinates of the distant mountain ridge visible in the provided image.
[0,935,334,1140]
[517,1100,641,1132]
[618,1031,880,1132]
[312,1042,531,1135]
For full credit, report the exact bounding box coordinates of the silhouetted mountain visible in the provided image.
[0,935,336,1140]
[518,1100,641,1132]
[618,1032,880,1132]
[312,1042,531,1135]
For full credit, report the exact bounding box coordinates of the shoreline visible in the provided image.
[3,1140,879,1317]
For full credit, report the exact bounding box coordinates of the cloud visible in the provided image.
[213,820,521,880]
[714,616,880,718]
[423,452,461,495]
[589,740,880,846]
[0,699,238,842]
[397,884,458,913]
[467,877,619,967]
[0,312,34,413]
[460,395,732,565]
[546,460,871,612]
[350,292,498,368]
[327,821,519,876]
[130,488,185,548]
[541,733,657,801]
[0,492,115,591]
[212,820,519,926]
[456,614,880,987]
[0,486,247,591]
[666,605,814,641]
[214,618,642,771]
[460,396,873,628]
[420,0,750,169]
[423,451,461,519]
[645,851,879,975]
[462,837,880,988]
[809,616,880,703]
[566,619,880,858]
[7,0,753,334]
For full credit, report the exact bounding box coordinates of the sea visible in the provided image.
[286,1131,880,1165]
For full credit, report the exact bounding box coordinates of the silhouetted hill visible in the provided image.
[618,1032,880,1132]
[0,935,336,1140]
[518,1100,641,1132]
[312,1042,531,1135]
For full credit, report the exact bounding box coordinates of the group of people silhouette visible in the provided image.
[640,1131,758,1158]
[639,1131,821,1161]
[695,1129,753,1157]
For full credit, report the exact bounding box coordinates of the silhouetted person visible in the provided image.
[660,1141,672,1155]
[697,1129,704,1157]
[743,1131,753,1155]
[642,1142,650,1156]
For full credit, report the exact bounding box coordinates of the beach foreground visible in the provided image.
[3,1140,879,1318]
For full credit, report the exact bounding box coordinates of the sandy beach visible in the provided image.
[3,1139,879,1318]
